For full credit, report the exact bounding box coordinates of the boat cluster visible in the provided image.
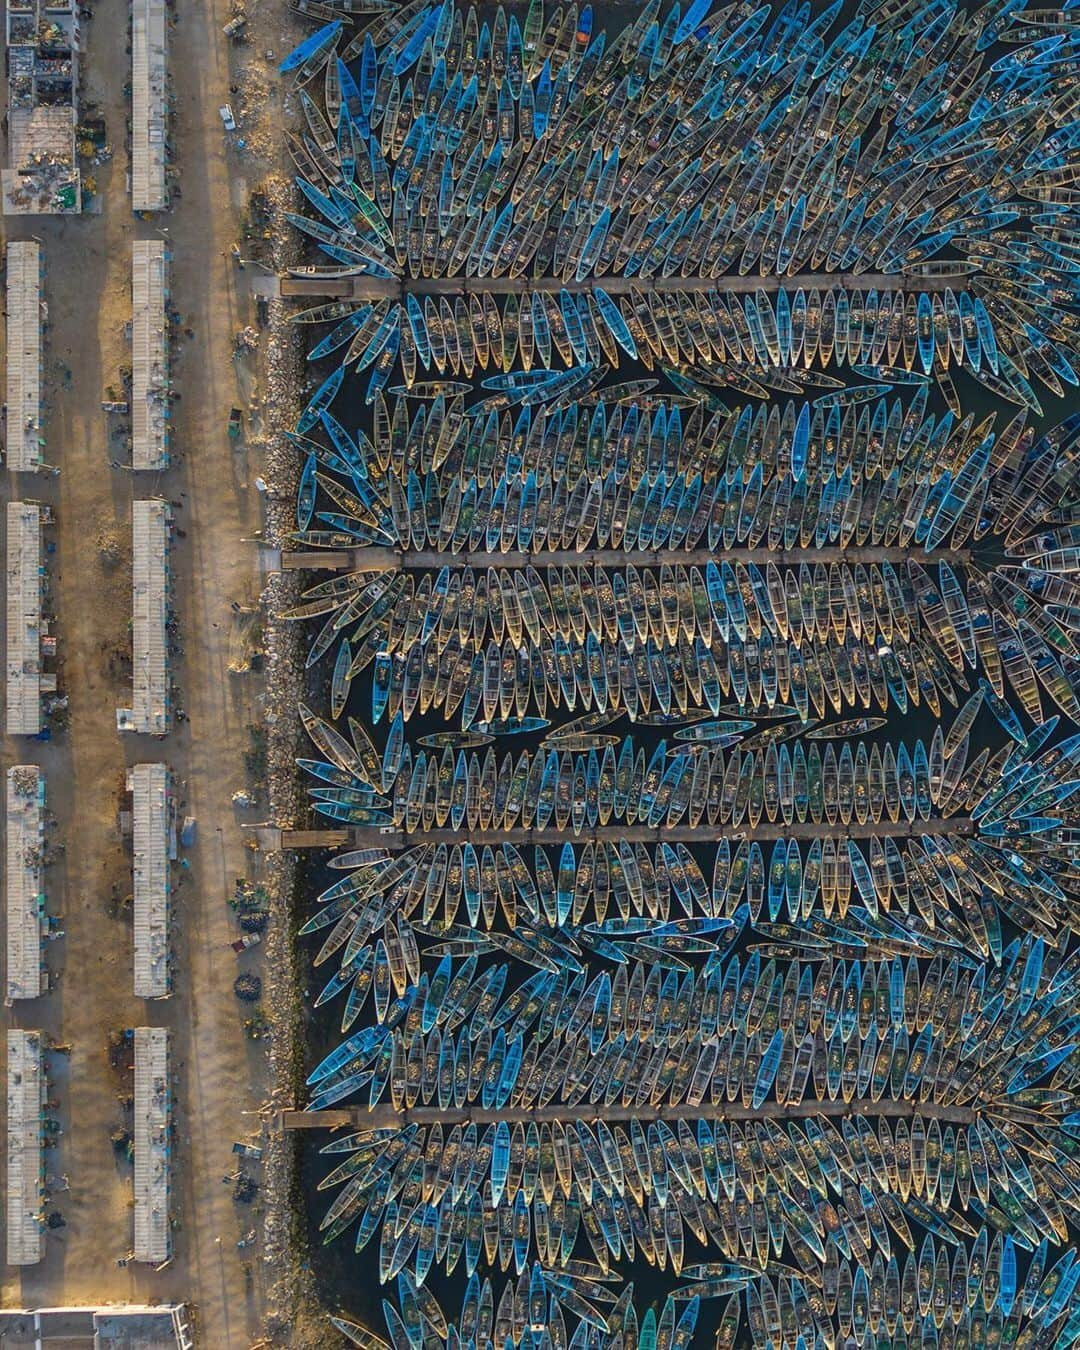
[316,927,1080,1347]
[289,386,1032,553]
[276,0,1080,1345]
[284,0,1080,411]
[286,391,1080,739]
[336,1249,1080,1350]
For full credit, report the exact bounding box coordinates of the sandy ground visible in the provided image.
[0,0,297,1342]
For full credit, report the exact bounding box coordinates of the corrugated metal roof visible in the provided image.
[6,502,42,735]
[133,1028,171,1263]
[131,763,170,999]
[127,499,172,735]
[6,766,45,1001]
[5,243,43,470]
[131,0,168,212]
[6,1029,45,1265]
[132,242,170,470]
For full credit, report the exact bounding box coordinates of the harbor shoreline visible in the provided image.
[244,3,338,1341]
[258,184,335,1344]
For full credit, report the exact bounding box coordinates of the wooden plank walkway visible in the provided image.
[280,545,970,573]
[281,269,971,301]
[281,1097,981,1130]
[275,818,973,851]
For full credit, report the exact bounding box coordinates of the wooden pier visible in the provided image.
[265,817,973,852]
[279,828,350,849]
[281,270,971,301]
[281,1097,981,1131]
[276,545,971,573]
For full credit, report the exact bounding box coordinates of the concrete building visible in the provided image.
[0,1307,194,1348]
[6,501,55,735]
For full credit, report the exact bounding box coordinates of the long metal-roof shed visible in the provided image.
[0,1306,194,1348]
[5,242,43,470]
[131,763,171,999]
[119,499,171,735]
[132,241,170,470]
[6,765,46,1003]
[6,501,43,735]
[6,1029,45,1265]
[133,1027,171,1263]
[131,0,168,212]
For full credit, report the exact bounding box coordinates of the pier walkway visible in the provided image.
[276,545,970,573]
[260,817,974,852]
[281,1097,982,1131]
[279,269,971,301]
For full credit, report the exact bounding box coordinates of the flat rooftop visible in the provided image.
[5,241,43,470]
[131,0,168,212]
[133,1027,171,1263]
[119,500,171,735]
[6,500,44,734]
[130,763,171,999]
[6,1028,45,1265]
[6,764,46,1001]
[131,241,170,470]
[0,1306,193,1347]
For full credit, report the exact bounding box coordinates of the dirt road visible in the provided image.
[1,0,285,1341]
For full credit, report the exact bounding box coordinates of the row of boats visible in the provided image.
[305,811,1076,982]
[278,0,1080,1344]
[303,675,1065,823]
[297,283,1064,416]
[308,919,1080,1343]
[311,936,1066,1068]
[288,387,1020,504]
[295,288,1003,382]
[331,1241,1080,1349]
[288,568,1078,732]
[290,390,1036,551]
[304,722,970,830]
[306,929,1075,1109]
[317,1096,1071,1273]
[284,390,1080,738]
[306,946,1080,1256]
